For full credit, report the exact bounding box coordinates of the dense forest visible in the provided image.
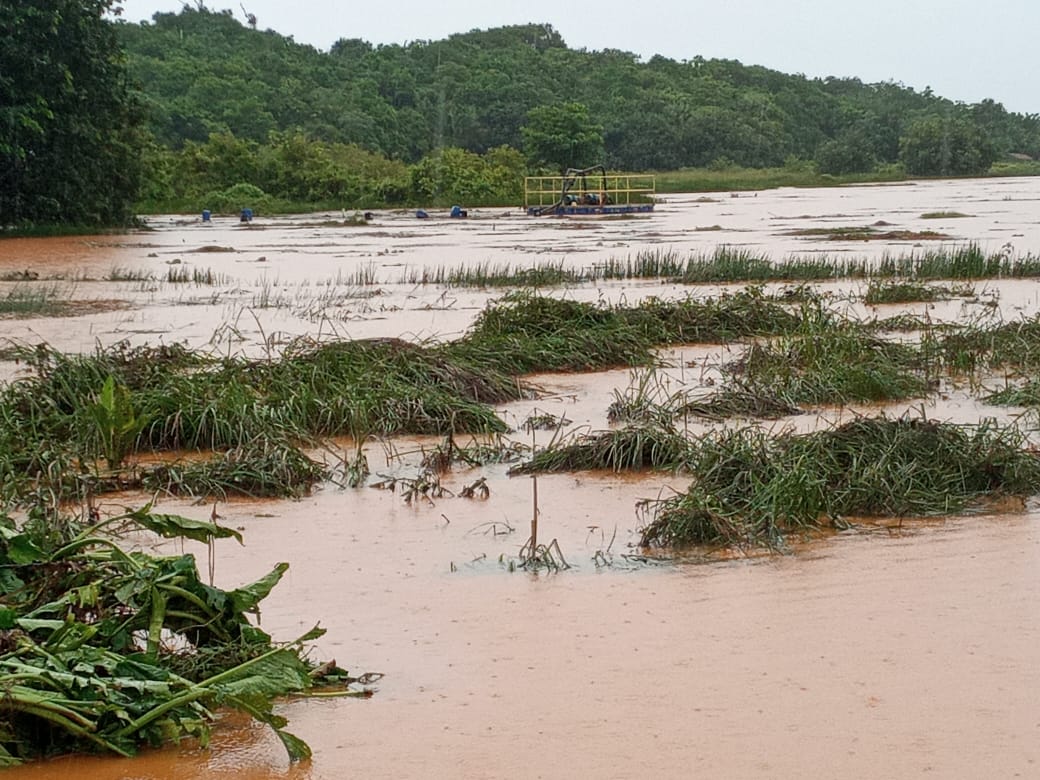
[1,0,145,226]
[5,1,1040,226]
[120,8,1040,165]
[115,7,1040,211]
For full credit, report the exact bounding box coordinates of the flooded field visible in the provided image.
[3,177,1040,778]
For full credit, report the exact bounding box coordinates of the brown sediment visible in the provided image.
[2,177,1040,777]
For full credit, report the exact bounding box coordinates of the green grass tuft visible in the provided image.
[638,415,1040,548]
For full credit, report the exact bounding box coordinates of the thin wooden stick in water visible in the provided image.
[530,427,538,551]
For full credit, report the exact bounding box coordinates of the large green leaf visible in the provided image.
[126,506,243,545]
[0,525,45,564]
[228,562,288,615]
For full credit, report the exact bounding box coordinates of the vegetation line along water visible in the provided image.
[4,3,1039,231]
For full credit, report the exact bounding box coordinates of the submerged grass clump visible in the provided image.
[448,289,800,376]
[731,304,932,404]
[449,293,653,373]
[509,425,692,474]
[0,332,526,504]
[936,314,1040,373]
[625,288,801,343]
[7,286,1040,507]
[863,280,971,305]
[677,386,804,420]
[605,369,683,426]
[12,284,797,502]
[983,379,1040,407]
[921,211,971,219]
[0,285,69,317]
[142,436,327,498]
[638,415,1040,548]
[867,312,936,333]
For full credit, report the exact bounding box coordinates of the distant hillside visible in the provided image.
[117,7,1040,172]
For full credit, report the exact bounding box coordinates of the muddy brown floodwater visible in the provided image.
[3,178,1040,778]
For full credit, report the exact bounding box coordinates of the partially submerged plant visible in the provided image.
[371,469,451,505]
[676,385,803,420]
[89,375,151,469]
[606,370,679,426]
[451,292,653,373]
[730,303,931,404]
[510,424,692,475]
[517,536,570,571]
[520,410,571,432]
[863,280,963,305]
[343,448,371,488]
[638,414,1040,549]
[936,313,1040,374]
[0,503,371,765]
[0,285,69,317]
[459,476,490,499]
[142,436,327,499]
[983,378,1040,407]
[397,244,1040,288]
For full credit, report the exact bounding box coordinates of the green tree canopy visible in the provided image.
[1,0,144,226]
[899,115,997,176]
[521,102,605,172]
[117,10,1040,178]
[410,145,524,204]
[815,126,879,174]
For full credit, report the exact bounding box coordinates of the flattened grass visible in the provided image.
[6,284,1040,508]
[984,379,1040,407]
[509,425,692,474]
[0,333,524,503]
[448,288,800,375]
[863,280,971,305]
[142,436,327,498]
[936,314,1040,373]
[677,387,803,420]
[638,415,1040,548]
[448,293,651,373]
[732,304,932,404]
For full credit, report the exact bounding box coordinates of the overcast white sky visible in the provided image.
[121,0,1039,115]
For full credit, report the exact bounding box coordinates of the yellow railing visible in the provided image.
[524,173,656,209]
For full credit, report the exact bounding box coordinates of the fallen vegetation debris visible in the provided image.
[0,503,371,765]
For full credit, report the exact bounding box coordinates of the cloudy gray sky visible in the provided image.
[122,0,1039,115]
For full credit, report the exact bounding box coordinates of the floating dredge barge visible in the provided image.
[524,166,656,216]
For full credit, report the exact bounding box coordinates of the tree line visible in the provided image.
[4,2,1040,226]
